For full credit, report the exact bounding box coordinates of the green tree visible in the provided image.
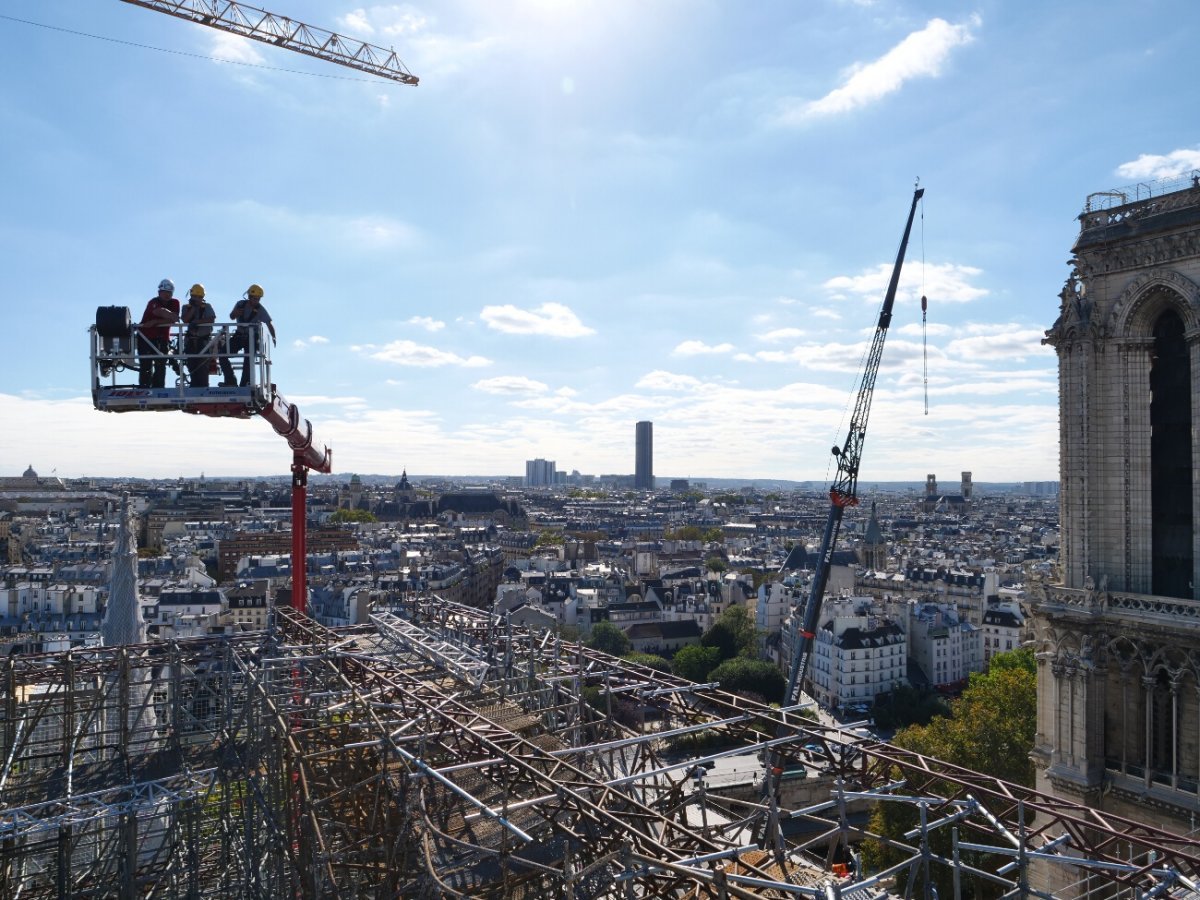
[567,530,605,542]
[871,684,951,730]
[861,647,1037,897]
[709,657,786,704]
[329,508,377,524]
[586,621,631,656]
[666,525,705,541]
[624,652,672,673]
[535,530,565,547]
[672,645,722,682]
[701,605,759,661]
[701,527,725,543]
[705,555,728,574]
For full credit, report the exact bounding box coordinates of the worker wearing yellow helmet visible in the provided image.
[181,283,217,387]
[227,283,276,387]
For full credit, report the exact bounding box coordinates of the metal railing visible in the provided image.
[1084,170,1200,213]
[91,320,272,392]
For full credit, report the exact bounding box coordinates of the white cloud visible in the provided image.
[336,5,498,81]
[897,322,953,337]
[778,16,979,122]
[635,371,703,392]
[472,375,548,395]
[293,335,330,349]
[481,302,594,337]
[759,327,805,343]
[339,9,375,36]
[337,6,431,46]
[673,339,734,356]
[209,33,266,65]
[944,328,1055,362]
[362,340,490,367]
[1115,148,1200,181]
[824,261,987,304]
[406,316,445,332]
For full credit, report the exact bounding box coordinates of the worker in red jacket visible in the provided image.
[138,278,180,388]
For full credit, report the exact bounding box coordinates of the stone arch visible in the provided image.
[1106,633,1148,670]
[1145,642,1196,681]
[1109,269,1200,338]
[1032,620,1066,656]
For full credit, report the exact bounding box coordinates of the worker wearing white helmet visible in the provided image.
[137,278,180,388]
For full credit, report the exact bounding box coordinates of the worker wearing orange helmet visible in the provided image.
[227,284,276,387]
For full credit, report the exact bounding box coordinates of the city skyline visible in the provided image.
[3,1,1198,480]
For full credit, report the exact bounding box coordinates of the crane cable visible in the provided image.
[920,187,929,416]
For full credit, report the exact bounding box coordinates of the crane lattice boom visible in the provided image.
[783,186,924,708]
[118,0,419,84]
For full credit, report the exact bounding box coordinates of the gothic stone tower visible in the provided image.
[1037,177,1200,857]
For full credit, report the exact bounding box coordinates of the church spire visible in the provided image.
[102,494,147,647]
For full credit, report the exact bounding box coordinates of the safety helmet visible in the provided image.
[245,284,264,300]
[158,278,175,294]
[189,283,205,299]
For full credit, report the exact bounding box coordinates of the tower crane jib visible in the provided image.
[117,0,419,84]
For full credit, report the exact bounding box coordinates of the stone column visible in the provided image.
[1051,659,1065,767]
[1171,674,1182,788]
[1143,675,1157,789]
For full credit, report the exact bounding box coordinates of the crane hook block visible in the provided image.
[921,294,928,313]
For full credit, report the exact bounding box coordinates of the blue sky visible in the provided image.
[2,0,1198,482]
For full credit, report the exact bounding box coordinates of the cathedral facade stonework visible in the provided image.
[1035,181,1200,892]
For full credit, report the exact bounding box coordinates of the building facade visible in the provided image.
[525,458,557,487]
[1034,176,1200,890]
[809,598,907,711]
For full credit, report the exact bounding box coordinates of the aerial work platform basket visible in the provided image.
[91,305,273,418]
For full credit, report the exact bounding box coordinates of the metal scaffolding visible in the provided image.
[1,598,1197,898]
